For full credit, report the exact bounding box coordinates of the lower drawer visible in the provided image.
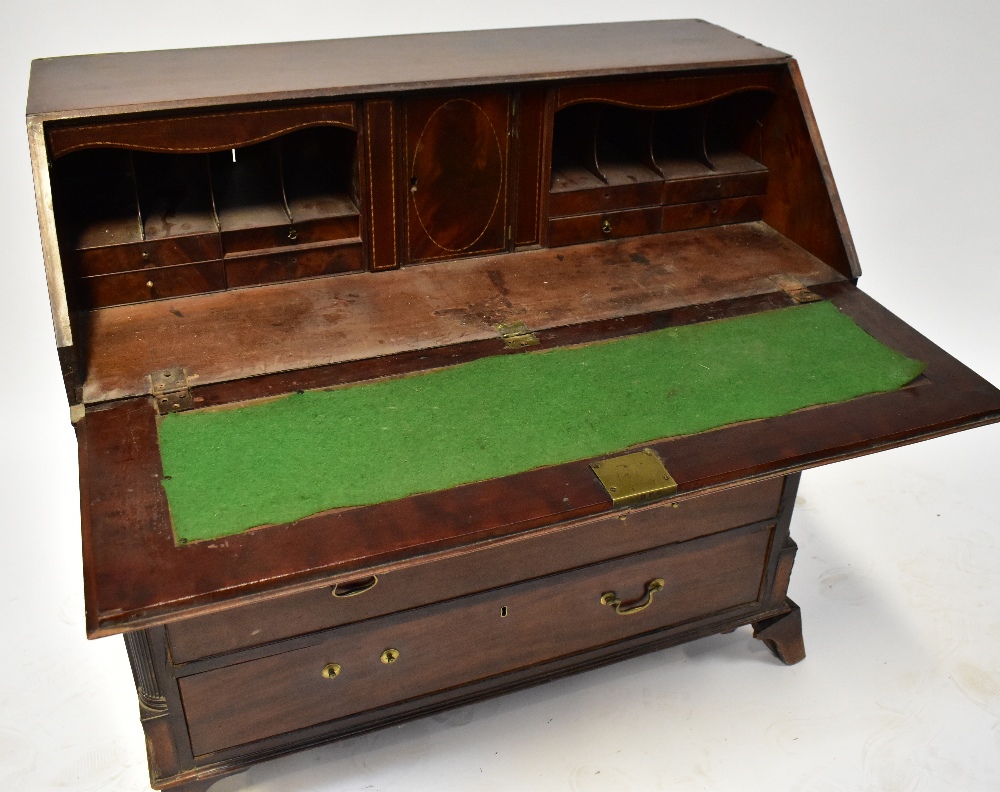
[179,521,774,756]
[166,477,785,662]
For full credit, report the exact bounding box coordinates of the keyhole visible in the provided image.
[500,606,508,618]
[410,176,418,193]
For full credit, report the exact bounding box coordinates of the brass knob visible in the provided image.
[600,578,665,616]
[601,219,613,235]
[380,648,400,664]
[288,227,298,240]
[321,663,341,678]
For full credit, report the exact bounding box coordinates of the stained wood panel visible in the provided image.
[513,86,547,246]
[27,21,790,119]
[756,62,860,279]
[180,522,773,754]
[80,224,843,403]
[363,100,400,271]
[403,92,510,263]
[166,478,784,662]
[48,102,356,158]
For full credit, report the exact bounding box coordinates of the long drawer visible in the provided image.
[166,477,785,662]
[180,520,775,756]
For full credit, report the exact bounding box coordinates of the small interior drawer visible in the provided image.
[224,239,363,287]
[547,206,661,247]
[166,477,785,663]
[660,155,768,207]
[285,210,360,247]
[74,232,223,277]
[549,180,662,218]
[179,520,775,756]
[659,195,763,234]
[78,261,226,308]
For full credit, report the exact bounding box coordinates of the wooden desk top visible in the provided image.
[27,20,788,119]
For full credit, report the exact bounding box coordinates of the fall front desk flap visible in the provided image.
[158,301,923,543]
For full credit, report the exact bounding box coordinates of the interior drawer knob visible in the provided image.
[331,575,378,598]
[600,577,665,615]
[321,663,342,679]
[601,219,613,234]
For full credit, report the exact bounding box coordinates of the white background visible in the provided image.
[2,2,999,791]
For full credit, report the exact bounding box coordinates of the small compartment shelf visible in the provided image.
[54,148,144,270]
[281,127,360,245]
[548,90,774,247]
[210,141,291,253]
[51,122,362,308]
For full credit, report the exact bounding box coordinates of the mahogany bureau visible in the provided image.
[26,20,1000,792]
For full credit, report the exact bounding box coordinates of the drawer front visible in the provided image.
[291,212,360,246]
[180,521,774,756]
[224,240,363,287]
[660,195,763,234]
[78,261,226,308]
[660,169,768,207]
[221,222,298,255]
[549,181,662,218]
[75,232,222,277]
[166,477,784,662]
[220,214,361,255]
[547,206,661,247]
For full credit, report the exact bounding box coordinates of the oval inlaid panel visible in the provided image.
[411,99,504,252]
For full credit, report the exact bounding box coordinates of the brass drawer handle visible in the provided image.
[601,219,613,234]
[331,575,378,598]
[600,578,665,615]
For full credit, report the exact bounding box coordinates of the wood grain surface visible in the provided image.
[77,283,1000,636]
[166,478,784,662]
[80,224,843,402]
[179,522,774,755]
[27,21,788,119]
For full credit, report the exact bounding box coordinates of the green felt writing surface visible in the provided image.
[158,302,924,543]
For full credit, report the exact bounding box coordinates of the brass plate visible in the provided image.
[495,321,540,349]
[767,274,823,304]
[590,449,678,507]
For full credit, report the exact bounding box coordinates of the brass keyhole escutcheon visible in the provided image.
[601,219,613,234]
[600,577,665,616]
[381,648,400,664]
[321,663,341,679]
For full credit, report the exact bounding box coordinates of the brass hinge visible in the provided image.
[591,449,678,507]
[769,275,823,304]
[495,321,540,349]
[149,367,194,414]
